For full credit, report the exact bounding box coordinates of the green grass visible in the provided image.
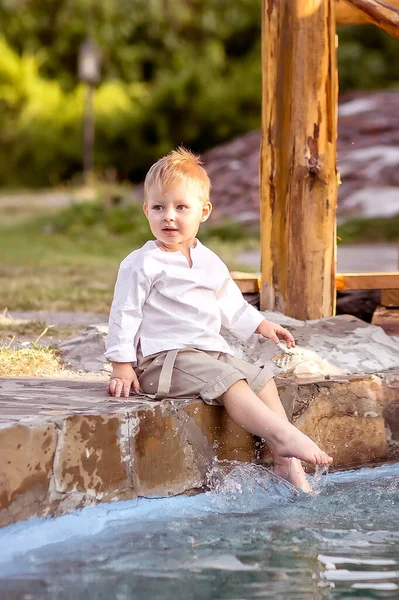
[1,228,130,313]
[0,198,260,314]
[338,214,399,244]
[0,316,85,341]
[2,192,397,315]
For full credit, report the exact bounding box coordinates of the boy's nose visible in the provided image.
[163,210,175,221]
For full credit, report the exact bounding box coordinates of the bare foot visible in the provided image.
[268,420,333,466]
[273,458,312,493]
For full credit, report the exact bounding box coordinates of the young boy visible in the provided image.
[105,147,332,492]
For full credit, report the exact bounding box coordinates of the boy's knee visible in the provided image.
[258,378,276,395]
[220,379,249,399]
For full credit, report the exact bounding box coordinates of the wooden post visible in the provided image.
[260,0,338,319]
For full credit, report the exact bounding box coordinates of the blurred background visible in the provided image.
[0,0,398,322]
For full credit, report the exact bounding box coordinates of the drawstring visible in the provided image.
[153,349,180,399]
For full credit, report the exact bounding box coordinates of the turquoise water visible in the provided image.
[0,461,398,599]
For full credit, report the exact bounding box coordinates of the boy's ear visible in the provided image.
[201,201,212,223]
[143,203,148,218]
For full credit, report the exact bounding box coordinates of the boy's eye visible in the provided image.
[176,205,187,210]
[153,205,163,210]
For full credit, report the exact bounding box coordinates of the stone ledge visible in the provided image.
[1,372,398,527]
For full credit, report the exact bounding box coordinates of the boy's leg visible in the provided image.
[220,380,332,490]
[256,379,312,491]
[257,377,290,420]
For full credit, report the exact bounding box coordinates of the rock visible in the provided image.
[336,290,380,323]
[372,305,399,337]
[2,314,398,526]
[292,376,390,467]
[53,413,133,502]
[132,404,207,496]
[201,91,399,225]
[58,325,110,373]
[5,311,108,328]
[0,421,57,526]
[222,313,399,378]
[0,372,398,526]
[58,314,399,380]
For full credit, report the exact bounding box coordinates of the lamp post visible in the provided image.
[78,38,100,184]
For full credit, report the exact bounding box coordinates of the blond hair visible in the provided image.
[144,147,211,204]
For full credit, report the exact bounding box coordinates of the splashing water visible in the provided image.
[0,461,398,599]
[206,460,302,503]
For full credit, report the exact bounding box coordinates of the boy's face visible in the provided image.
[143,181,212,250]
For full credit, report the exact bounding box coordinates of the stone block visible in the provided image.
[275,380,296,421]
[132,404,205,496]
[383,400,399,441]
[302,415,388,466]
[0,422,57,526]
[0,371,398,527]
[183,402,262,463]
[53,413,133,500]
[294,377,389,466]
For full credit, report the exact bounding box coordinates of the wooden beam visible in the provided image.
[260,0,338,320]
[336,272,399,290]
[230,272,260,294]
[336,0,369,22]
[336,0,399,26]
[381,290,399,306]
[232,272,399,294]
[343,0,399,38]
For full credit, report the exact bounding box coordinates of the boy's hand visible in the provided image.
[107,362,140,398]
[256,319,295,348]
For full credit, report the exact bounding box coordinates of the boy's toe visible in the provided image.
[321,452,333,465]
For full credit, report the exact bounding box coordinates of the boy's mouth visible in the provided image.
[162,227,178,232]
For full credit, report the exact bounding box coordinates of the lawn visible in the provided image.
[0,193,260,314]
[2,189,397,315]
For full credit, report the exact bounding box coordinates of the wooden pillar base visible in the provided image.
[260,0,338,319]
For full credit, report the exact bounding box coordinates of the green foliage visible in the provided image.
[0,16,262,185]
[0,200,260,313]
[0,2,398,187]
[0,36,82,185]
[0,37,149,185]
[338,25,399,91]
[38,199,258,246]
[200,218,259,243]
[0,0,262,89]
[337,214,399,244]
[41,198,399,248]
[45,199,151,244]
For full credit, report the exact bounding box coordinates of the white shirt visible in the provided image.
[104,239,265,363]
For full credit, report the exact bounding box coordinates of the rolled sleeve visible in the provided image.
[104,263,151,363]
[217,275,264,340]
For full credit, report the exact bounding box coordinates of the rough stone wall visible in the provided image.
[1,372,398,528]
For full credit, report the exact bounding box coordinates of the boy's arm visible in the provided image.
[217,274,264,339]
[107,361,140,399]
[105,263,150,363]
[105,262,151,397]
[217,274,295,346]
[254,319,295,348]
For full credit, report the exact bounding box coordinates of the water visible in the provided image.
[0,462,398,599]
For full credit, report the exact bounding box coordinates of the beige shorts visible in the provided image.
[134,347,274,405]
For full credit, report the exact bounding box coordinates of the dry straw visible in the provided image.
[0,321,64,377]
